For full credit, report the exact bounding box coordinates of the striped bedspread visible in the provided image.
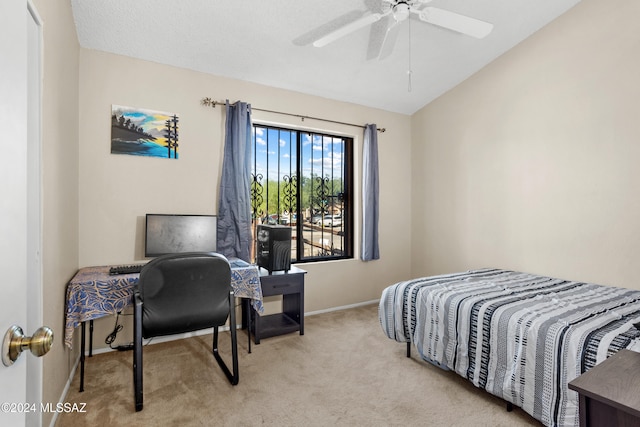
[378,269,640,427]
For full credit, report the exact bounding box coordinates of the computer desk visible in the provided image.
[64,259,262,392]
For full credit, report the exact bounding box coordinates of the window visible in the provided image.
[251,124,353,263]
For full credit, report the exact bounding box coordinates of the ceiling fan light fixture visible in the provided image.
[392,3,410,22]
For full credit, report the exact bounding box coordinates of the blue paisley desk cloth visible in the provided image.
[64,260,263,349]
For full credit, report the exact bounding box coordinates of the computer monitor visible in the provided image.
[144,214,217,257]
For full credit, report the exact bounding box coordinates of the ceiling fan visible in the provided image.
[312,0,494,60]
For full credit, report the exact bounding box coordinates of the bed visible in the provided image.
[378,268,640,427]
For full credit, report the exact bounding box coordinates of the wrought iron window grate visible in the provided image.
[251,124,353,263]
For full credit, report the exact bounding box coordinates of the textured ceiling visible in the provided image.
[71,0,581,115]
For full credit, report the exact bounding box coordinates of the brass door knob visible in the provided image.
[2,325,53,367]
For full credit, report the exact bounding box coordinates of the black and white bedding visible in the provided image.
[378,268,640,427]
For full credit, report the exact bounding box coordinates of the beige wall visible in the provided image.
[33,0,80,425]
[411,0,640,289]
[77,49,412,349]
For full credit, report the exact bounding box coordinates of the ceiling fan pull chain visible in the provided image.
[407,18,412,92]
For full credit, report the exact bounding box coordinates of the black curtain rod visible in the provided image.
[200,97,386,133]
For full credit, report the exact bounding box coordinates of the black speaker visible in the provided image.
[256,224,291,273]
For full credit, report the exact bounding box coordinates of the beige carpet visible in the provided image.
[56,304,541,426]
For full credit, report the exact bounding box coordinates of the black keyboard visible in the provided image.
[109,264,146,275]
[229,259,250,268]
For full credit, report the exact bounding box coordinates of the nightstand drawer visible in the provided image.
[260,275,303,297]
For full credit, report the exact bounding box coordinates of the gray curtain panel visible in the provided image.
[217,100,253,261]
[361,123,380,261]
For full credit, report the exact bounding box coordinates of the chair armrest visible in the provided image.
[228,290,236,328]
[133,290,143,340]
[134,290,142,306]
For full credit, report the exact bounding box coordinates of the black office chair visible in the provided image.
[133,252,238,412]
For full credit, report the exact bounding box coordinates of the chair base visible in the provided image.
[213,322,239,385]
[214,290,239,385]
[133,291,239,412]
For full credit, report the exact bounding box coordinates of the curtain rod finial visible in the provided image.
[201,97,217,108]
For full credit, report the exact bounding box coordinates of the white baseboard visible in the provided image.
[305,299,379,316]
[50,353,81,427]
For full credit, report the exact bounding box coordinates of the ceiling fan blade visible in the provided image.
[417,7,493,39]
[293,9,367,46]
[366,15,391,60]
[313,12,386,47]
[378,20,401,60]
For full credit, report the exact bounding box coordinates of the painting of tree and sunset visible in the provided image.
[111,105,179,159]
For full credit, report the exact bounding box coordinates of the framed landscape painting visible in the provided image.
[111,105,179,159]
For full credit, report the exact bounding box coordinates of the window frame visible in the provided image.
[250,123,354,264]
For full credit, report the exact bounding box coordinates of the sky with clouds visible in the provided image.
[253,126,344,183]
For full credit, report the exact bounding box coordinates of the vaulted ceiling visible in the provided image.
[71,0,581,115]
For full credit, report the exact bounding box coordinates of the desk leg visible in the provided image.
[79,322,85,392]
[248,304,252,354]
[252,306,261,345]
[241,298,252,354]
[89,320,93,357]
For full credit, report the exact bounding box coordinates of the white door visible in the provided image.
[0,1,43,426]
[26,2,44,426]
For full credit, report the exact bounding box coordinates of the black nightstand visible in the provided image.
[242,266,306,344]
